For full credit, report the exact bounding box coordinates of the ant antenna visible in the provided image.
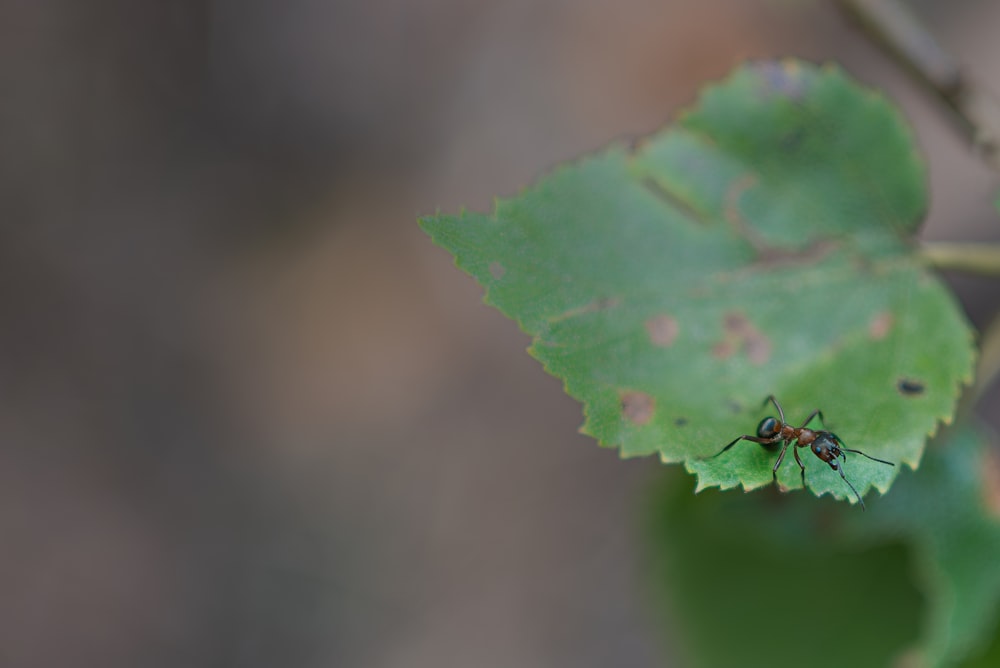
[838,449,894,510]
[843,448,895,467]
[837,466,866,511]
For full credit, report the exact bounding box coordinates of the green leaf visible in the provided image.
[844,424,1000,666]
[421,60,975,503]
[644,424,1000,668]
[960,615,1000,668]
[644,472,924,668]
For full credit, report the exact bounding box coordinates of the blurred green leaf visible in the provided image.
[959,615,1000,668]
[644,472,923,668]
[421,60,975,503]
[844,424,1000,666]
[645,423,1000,668]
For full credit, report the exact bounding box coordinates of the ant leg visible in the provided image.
[792,445,806,488]
[831,459,866,511]
[842,448,895,467]
[771,440,792,487]
[701,435,774,460]
[798,408,826,430]
[762,395,785,424]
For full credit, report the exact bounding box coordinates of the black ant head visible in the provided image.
[810,432,843,466]
[756,416,781,439]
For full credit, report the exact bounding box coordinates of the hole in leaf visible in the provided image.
[897,378,925,395]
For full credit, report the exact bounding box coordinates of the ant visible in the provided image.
[704,395,894,510]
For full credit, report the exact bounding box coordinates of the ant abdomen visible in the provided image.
[756,417,780,439]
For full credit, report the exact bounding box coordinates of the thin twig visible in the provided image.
[835,0,1000,172]
[920,242,1000,276]
[973,314,1000,402]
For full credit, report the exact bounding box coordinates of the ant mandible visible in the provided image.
[704,395,894,511]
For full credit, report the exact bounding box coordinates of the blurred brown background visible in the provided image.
[1,1,998,666]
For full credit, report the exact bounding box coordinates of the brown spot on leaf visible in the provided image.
[489,261,506,280]
[744,331,772,365]
[714,311,771,365]
[549,296,622,324]
[981,448,1000,519]
[645,314,679,347]
[869,311,893,340]
[712,340,737,359]
[897,378,925,396]
[621,391,655,426]
[723,311,751,335]
[724,174,758,230]
[752,239,838,269]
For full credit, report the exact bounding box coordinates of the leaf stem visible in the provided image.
[972,314,1000,402]
[920,242,1000,276]
[835,0,1000,172]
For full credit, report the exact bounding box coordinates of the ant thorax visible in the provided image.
[795,428,817,444]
